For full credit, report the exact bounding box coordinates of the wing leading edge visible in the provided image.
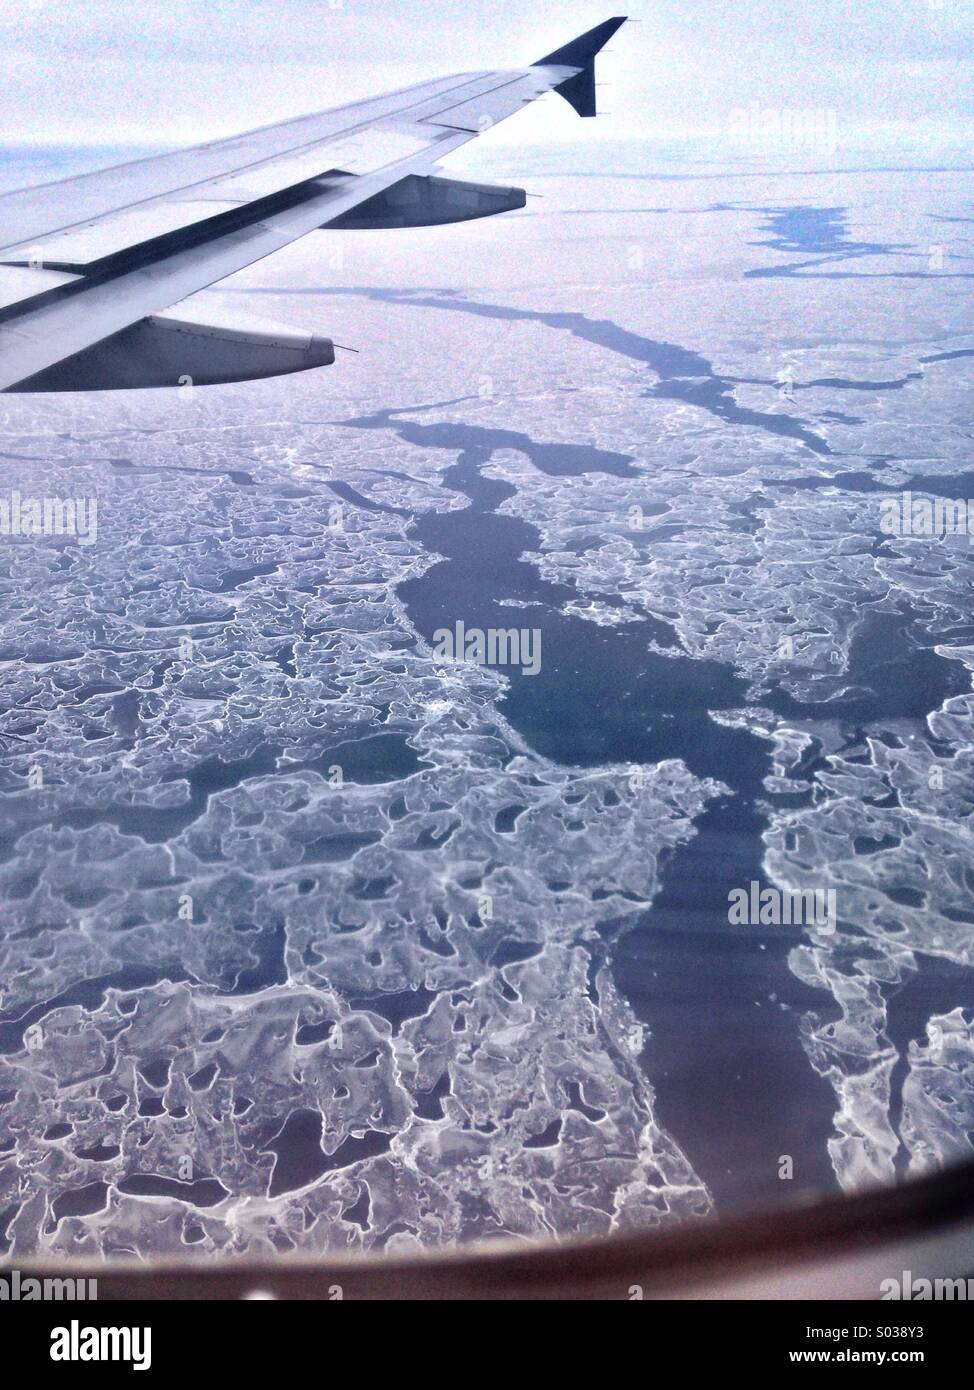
[0,16,626,391]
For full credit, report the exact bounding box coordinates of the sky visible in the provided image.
[0,0,970,151]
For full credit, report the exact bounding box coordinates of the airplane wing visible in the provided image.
[0,16,625,392]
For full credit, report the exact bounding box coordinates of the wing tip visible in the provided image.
[533,16,628,71]
[532,17,628,118]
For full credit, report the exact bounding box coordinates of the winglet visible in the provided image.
[533,16,627,117]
